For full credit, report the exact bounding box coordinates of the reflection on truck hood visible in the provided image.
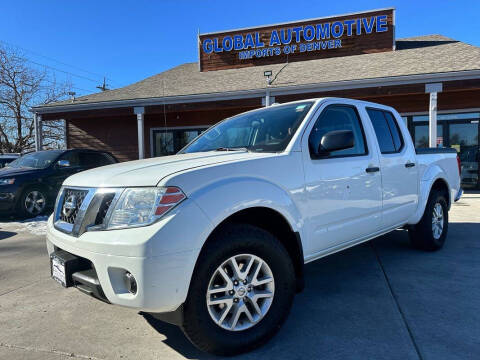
[63,151,269,188]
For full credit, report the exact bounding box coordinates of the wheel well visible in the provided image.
[21,183,49,199]
[431,178,450,207]
[205,207,305,292]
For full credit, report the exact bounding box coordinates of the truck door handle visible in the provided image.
[405,162,416,168]
[366,167,380,173]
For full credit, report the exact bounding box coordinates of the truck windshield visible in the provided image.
[180,101,314,154]
[7,150,63,169]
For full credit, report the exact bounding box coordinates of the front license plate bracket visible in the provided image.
[50,250,90,287]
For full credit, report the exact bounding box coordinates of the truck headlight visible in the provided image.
[105,187,186,230]
[0,178,15,185]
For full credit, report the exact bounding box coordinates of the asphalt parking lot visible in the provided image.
[0,193,479,360]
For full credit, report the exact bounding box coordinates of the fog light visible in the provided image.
[124,272,137,294]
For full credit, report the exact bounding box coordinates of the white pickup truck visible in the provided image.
[46,98,461,355]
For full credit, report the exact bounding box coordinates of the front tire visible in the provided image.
[409,190,449,251]
[181,224,296,356]
[18,186,48,218]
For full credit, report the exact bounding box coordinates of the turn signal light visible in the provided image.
[155,187,186,216]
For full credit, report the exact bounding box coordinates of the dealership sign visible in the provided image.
[199,8,395,72]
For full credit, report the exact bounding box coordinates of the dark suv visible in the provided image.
[0,149,117,218]
[0,154,20,168]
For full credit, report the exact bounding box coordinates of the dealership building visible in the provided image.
[33,8,480,187]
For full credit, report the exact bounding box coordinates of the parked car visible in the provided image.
[0,153,20,168]
[46,98,461,355]
[0,149,117,218]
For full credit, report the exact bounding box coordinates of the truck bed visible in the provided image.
[415,147,457,155]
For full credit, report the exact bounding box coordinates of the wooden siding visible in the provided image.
[199,9,394,71]
[67,116,138,162]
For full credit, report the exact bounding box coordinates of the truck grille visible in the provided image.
[94,192,115,226]
[60,189,88,224]
[54,187,121,237]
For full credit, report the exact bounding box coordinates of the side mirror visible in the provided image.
[316,130,354,157]
[57,159,70,168]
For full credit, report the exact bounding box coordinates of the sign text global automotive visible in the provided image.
[202,15,389,60]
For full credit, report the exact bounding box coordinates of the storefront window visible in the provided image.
[155,132,174,155]
[410,111,479,188]
[152,128,207,157]
[450,123,479,188]
[414,125,443,148]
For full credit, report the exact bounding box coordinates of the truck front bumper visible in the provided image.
[46,200,212,313]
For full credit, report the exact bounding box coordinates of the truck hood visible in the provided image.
[63,151,268,188]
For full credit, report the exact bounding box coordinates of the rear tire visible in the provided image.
[181,224,296,356]
[409,190,448,251]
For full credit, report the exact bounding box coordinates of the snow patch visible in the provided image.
[1,215,49,236]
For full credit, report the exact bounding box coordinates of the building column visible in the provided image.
[425,83,443,148]
[63,119,68,149]
[134,107,145,159]
[34,113,42,151]
[262,91,275,107]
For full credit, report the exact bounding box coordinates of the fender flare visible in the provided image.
[189,176,305,251]
[408,165,451,225]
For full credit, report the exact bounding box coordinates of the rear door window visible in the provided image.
[384,111,404,151]
[367,109,404,154]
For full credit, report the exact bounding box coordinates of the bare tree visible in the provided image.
[0,45,71,153]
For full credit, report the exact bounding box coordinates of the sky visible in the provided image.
[1,0,479,96]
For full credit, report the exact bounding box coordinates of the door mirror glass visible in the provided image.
[317,130,354,156]
[57,159,70,168]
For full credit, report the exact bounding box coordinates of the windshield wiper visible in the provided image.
[215,147,251,152]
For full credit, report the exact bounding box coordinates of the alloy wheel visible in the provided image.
[432,202,444,240]
[24,190,46,216]
[206,253,275,331]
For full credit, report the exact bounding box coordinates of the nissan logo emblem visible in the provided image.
[62,194,77,218]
